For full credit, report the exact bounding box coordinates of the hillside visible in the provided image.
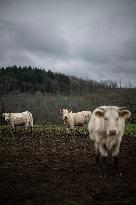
[0,66,136,125]
[0,66,117,96]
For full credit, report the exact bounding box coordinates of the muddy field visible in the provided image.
[0,126,136,205]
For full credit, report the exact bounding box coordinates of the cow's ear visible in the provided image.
[119,110,131,119]
[2,113,5,117]
[60,110,62,113]
[94,109,104,117]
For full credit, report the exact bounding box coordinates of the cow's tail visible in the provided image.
[28,112,33,128]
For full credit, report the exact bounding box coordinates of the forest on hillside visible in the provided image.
[0,66,118,96]
[0,66,136,125]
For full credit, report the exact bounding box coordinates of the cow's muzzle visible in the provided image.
[108,129,117,136]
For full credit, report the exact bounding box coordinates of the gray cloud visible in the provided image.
[0,0,136,86]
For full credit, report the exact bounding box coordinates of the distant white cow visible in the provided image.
[2,111,33,131]
[61,108,91,129]
[88,106,131,177]
[81,111,92,122]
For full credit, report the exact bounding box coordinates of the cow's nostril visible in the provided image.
[109,129,117,135]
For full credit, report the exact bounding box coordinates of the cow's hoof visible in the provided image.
[99,170,107,178]
[113,170,122,177]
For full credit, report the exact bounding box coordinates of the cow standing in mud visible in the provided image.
[2,111,33,131]
[88,106,131,177]
[61,108,91,129]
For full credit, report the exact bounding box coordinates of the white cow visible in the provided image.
[88,106,131,177]
[2,111,33,131]
[61,108,91,129]
[81,111,92,122]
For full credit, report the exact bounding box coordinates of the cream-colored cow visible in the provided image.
[61,109,91,129]
[2,111,33,131]
[88,106,131,177]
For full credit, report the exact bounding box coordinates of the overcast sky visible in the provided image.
[0,0,136,85]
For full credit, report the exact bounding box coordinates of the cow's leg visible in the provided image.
[98,143,108,178]
[15,125,17,132]
[10,124,16,137]
[95,142,100,164]
[111,142,122,176]
[64,122,68,129]
[30,125,33,132]
[11,123,16,132]
[113,156,121,176]
[70,121,74,130]
[100,156,108,178]
[25,123,29,131]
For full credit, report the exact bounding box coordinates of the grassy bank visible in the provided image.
[0,123,136,137]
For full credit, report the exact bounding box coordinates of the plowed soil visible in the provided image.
[0,129,136,205]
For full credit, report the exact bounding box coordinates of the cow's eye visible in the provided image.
[104,117,108,121]
[116,117,119,121]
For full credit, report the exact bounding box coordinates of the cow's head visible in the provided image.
[94,106,131,137]
[2,113,11,122]
[61,109,71,119]
[82,111,92,122]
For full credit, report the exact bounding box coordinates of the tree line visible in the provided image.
[0,66,118,96]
